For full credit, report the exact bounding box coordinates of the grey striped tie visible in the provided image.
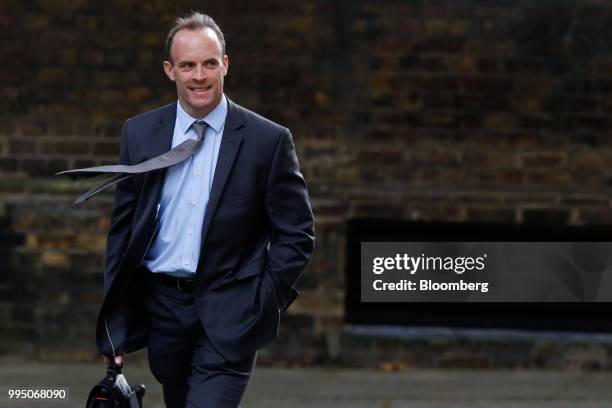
[57,121,208,204]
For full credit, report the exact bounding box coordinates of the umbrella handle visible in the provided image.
[107,358,123,376]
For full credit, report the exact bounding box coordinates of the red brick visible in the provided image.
[467,208,516,223]
[9,140,36,155]
[40,141,90,156]
[521,154,564,168]
[93,142,118,156]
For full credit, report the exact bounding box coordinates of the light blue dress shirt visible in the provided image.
[144,96,227,277]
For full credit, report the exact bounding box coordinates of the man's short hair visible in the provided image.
[165,12,226,62]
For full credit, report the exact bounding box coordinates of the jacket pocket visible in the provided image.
[211,257,267,290]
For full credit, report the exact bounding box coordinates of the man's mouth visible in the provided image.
[190,85,212,94]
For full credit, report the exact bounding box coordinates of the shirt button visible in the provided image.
[184,260,189,265]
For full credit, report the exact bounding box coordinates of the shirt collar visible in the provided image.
[176,94,228,135]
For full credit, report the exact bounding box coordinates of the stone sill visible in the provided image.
[344,324,612,345]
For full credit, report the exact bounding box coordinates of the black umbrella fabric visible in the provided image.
[85,360,145,408]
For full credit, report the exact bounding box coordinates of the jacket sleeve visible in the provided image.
[103,119,138,295]
[264,128,315,310]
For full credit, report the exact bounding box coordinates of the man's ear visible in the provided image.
[222,55,229,77]
[163,61,175,81]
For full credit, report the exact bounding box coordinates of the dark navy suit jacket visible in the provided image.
[97,98,315,362]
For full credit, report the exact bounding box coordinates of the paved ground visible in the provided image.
[1,354,612,407]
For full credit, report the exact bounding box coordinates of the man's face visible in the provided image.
[163,27,229,118]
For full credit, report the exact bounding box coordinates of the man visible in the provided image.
[97,12,314,407]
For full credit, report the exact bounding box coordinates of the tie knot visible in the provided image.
[192,121,208,141]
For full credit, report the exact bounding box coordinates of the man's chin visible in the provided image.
[183,100,211,116]
[181,94,222,116]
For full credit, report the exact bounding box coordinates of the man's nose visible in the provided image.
[194,65,206,80]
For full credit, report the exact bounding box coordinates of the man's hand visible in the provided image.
[102,354,125,365]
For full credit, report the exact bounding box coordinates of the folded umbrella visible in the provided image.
[85,360,145,408]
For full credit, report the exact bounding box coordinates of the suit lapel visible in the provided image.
[148,102,176,198]
[139,103,176,240]
[106,103,176,309]
[200,98,245,245]
[149,102,177,160]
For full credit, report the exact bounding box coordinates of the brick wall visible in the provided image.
[2,0,612,366]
